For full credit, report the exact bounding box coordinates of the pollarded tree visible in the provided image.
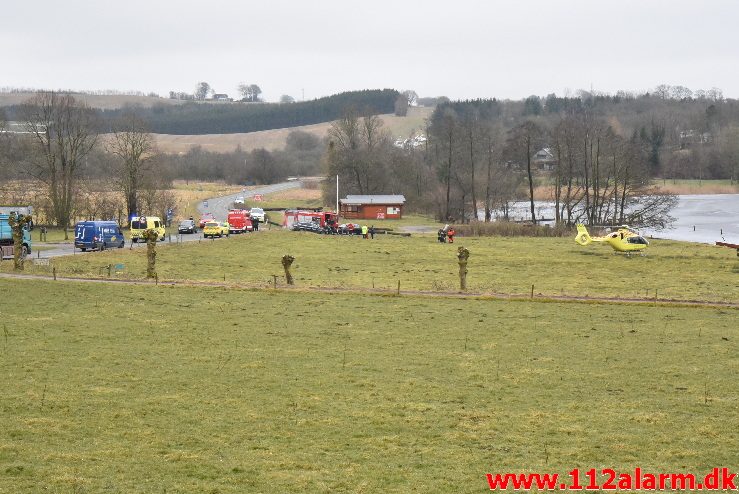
[7,213,32,271]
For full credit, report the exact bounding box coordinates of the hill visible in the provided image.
[151,106,434,154]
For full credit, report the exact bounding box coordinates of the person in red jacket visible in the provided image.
[447,227,456,243]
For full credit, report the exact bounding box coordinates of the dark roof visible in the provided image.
[340,195,406,205]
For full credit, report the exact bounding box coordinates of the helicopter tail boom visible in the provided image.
[575,224,596,245]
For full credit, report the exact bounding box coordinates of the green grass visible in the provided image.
[31,228,74,244]
[0,278,736,493]
[20,230,739,304]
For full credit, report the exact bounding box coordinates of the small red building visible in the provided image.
[339,195,406,220]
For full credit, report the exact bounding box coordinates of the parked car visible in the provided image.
[178,219,197,234]
[198,213,215,228]
[249,207,267,223]
[234,196,245,205]
[74,221,125,251]
[203,221,230,238]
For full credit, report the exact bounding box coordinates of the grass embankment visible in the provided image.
[152,106,434,154]
[653,179,739,195]
[0,278,736,493]
[16,230,739,304]
[530,179,739,200]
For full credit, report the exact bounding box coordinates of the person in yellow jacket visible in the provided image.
[361,225,369,239]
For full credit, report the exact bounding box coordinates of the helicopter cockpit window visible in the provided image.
[627,236,648,245]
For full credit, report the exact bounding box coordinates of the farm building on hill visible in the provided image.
[339,195,406,220]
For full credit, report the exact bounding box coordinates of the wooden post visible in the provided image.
[397,279,401,295]
[457,246,470,291]
[531,284,534,299]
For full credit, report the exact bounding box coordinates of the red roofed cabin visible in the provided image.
[339,195,405,220]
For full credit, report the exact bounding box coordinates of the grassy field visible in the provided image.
[652,179,739,195]
[0,92,185,110]
[0,278,736,493]
[151,107,434,154]
[531,179,739,200]
[14,230,739,304]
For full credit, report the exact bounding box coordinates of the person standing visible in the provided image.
[361,224,368,239]
[369,225,375,239]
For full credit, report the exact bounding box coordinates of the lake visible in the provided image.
[479,194,739,244]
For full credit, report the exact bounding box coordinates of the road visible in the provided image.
[36,181,302,258]
[197,181,302,220]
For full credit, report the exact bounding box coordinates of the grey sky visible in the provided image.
[3,0,738,101]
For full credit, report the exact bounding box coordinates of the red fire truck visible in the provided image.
[283,210,338,230]
[227,209,253,233]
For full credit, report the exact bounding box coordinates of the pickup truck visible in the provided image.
[0,213,32,260]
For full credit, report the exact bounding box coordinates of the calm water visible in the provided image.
[643,194,739,244]
[480,194,739,244]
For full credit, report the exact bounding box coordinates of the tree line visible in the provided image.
[0,93,323,234]
[2,89,399,136]
[324,87,739,229]
[101,89,399,135]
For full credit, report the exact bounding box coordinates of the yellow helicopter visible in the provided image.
[575,224,649,255]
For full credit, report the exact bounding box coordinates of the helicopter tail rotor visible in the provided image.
[575,224,593,245]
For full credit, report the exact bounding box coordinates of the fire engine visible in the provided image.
[227,209,253,233]
[283,210,338,230]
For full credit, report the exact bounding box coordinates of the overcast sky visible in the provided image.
[3,0,738,101]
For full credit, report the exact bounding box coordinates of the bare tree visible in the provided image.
[505,121,543,223]
[20,92,98,238]
[107,113,157,222]
[429,107,459,221]
[238,83,262,102]
[402,90,419,107]
[195,82,211,100]
[394,94,409,116]
[324,109,391,201]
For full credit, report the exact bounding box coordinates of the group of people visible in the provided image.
[437,225,456,243]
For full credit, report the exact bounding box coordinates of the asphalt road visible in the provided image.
[36,181,302,258]
[197,180,302,220]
